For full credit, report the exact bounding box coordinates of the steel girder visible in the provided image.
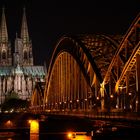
[103,13,140,88]
[44,34,119,106]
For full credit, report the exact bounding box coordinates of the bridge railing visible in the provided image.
[40,110,140,121]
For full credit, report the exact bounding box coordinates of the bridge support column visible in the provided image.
[100,84,105,111]
[136,54,140,112]
[116,86,121,110]
[125,71,130,111]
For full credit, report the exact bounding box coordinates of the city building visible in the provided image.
[0,8,46,104]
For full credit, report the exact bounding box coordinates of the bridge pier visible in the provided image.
[125,71,130,110]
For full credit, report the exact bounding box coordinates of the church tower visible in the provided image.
[0,7,45,105]
[14,8,33,66]
[0,7,12,66]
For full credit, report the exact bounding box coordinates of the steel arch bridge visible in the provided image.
[31,13,140,115]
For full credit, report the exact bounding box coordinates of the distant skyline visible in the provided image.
[0,0,139,67]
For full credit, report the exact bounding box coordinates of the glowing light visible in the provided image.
[112,127,117,131]
[73,135,91,140]
[67,132,74,139]
[96,97,99,100]
[115,82,119,92]
[100,83,105,98]
[28,120,32,124]
[67,132,91,140]
[5,120,13,128]
[10,109,14,113]
[30,120,39,134]
[110,94,113,98]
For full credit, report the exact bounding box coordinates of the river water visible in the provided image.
[0,133,92,140]
[0,115,140,140]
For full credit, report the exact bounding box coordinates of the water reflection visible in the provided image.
[68,135,91,140]
[0,134,29,140]
[30,134,39,140]
[67,132,92,140]
[1,131,139,140]
[0,133,91,140]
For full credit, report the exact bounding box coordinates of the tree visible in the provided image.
[5,90,19,101]
[1,91,29,112]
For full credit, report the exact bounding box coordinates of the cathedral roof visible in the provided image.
[0,66,45,76]
[23,66,45,76]
[0,66,12,76]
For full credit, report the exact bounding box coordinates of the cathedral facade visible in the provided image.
[0,8,46,104]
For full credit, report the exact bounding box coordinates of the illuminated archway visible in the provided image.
[44,35,118,111]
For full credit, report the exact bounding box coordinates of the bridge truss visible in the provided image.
[31,13,140,114]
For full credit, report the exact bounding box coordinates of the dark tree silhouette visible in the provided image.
[1,91,30,112]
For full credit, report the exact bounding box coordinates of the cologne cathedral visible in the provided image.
[0,8,46,104]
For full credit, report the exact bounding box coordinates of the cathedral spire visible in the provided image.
[1,7,8,42]
[21,7,29,42]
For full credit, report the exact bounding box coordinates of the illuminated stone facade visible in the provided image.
[0,8,45,104]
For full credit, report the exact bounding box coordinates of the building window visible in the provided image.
[2,50,6,60]
[24,51,28,60]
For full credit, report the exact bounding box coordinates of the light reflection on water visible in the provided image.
[69,135,91,140]
[30,134,39,140]
[0,133,91,140]
[0,135,138,140]
[0,134,29,140]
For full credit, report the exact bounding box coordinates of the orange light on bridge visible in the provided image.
[76,99,79,102]
[96,96,99,100]
[110,94,113,98]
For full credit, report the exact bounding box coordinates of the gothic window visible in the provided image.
[24,51,28,60]
[2,50,6,60]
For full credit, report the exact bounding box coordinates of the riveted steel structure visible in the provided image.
[103,13,140,112]
[43,34,120,112]
[32,13,140,114]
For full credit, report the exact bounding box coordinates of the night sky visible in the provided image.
[0,0,139,68]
